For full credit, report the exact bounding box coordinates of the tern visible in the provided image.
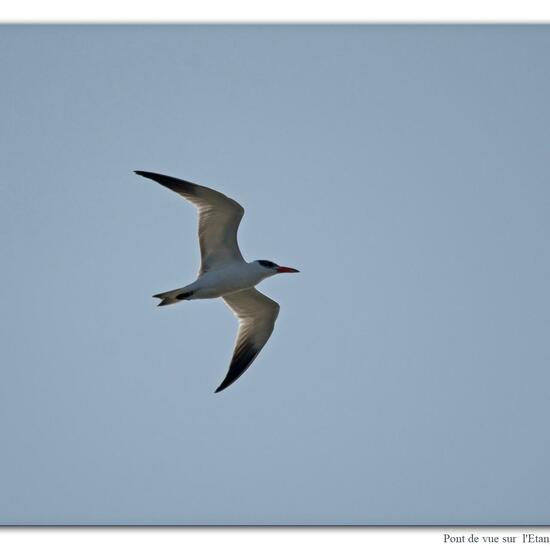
[135,171,299,393]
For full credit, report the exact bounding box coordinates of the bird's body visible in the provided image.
[157,261,275,302]
[135,171,299,393]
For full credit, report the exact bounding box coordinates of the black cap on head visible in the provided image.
[258,260,278,268]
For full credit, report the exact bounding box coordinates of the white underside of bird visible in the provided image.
[135,171,299,393]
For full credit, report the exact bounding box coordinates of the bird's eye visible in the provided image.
[258,260,276,268]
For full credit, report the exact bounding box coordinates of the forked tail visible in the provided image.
[153,288,194,306]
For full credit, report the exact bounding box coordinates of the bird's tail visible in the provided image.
[153,287,194,306]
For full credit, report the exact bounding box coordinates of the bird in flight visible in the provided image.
[135,171,299,393]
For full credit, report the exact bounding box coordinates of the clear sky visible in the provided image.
[1,25,549,525]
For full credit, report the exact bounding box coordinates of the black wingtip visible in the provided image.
[135,170,163,178]
[214,381,229,394]
[133,170,200,196]
[214,377,237,393]
[214,371,240,394]
[214,348,261,394]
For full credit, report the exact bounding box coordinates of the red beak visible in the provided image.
[276,266,300,273]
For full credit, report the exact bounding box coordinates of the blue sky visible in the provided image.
[1,25,549,524]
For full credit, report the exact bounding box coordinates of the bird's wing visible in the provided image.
[135,171,245,274]
[217,288,280,393]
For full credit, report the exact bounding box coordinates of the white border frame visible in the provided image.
[1,0,550,23]
[1,3,549,548]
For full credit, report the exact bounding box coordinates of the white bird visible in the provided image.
[135,171,299,393]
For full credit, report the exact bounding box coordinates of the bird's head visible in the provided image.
[255,260,300,277]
